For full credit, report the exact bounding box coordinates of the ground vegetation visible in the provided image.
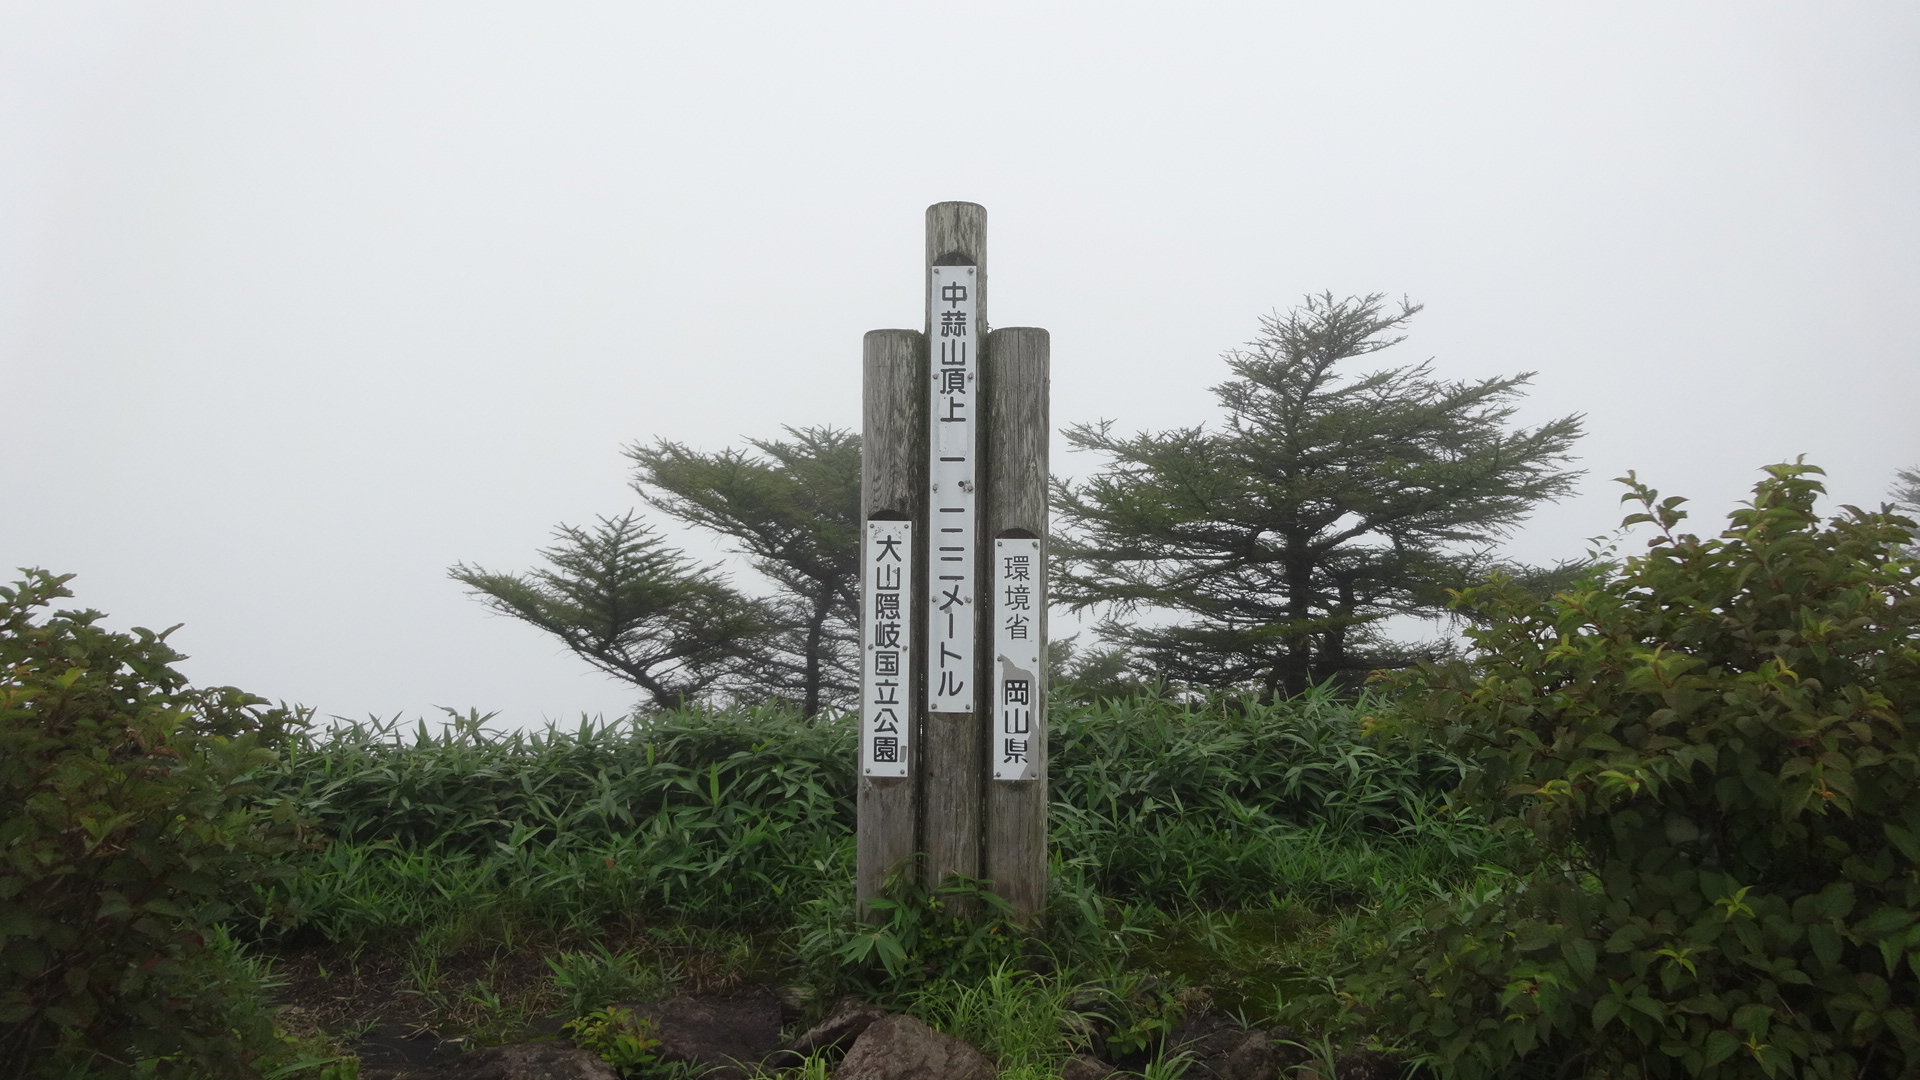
[1329,465,1920,1078]
[232,684,1492,1076]
[0,570,321,1077]
[15,457,1915,1078]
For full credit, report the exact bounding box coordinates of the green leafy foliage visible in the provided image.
[546,943,669,1018]
[259,708,856,941]
[1075,972,1187,1063]
[0,570,309,1076]
[800,870,1027,996]
[274,707,853,856]
[247,690,1504,1068]
[260,691,1495,948]
[913,961,1088,1070]
[450,513,770,712]
[1353,465,1920,1078]
[627,425,864,718]
[1047,636,1157,706]
[1891,466,1920,516]
[1049,686,1493,907]
[561,1006,660,1072]
[1053,291,1584,699]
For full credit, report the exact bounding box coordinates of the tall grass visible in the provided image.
[915,962,1085,1070]
[273,705,854,852]
[1048,686,1495,907]
[258,707,854,943]
[256,689,1500,948]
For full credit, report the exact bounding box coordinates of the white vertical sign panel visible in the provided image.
[993,538,1041,780]
[928,265,977,713]
[862,520,912,777]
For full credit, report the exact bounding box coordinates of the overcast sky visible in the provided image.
[3,3,1916,728]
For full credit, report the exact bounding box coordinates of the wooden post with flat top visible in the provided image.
[856,328,925,915]
[857,201,1047,922]
[982,325,1049,919]
[922,201,987,892]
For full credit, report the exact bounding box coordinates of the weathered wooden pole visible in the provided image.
[922,201,987,890]
[856,328,926,915]
[983,326,1049,919]
[859,202,1046,921]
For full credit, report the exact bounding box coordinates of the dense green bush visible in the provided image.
[0,571,309,1077]
[1357,466,1920,1078]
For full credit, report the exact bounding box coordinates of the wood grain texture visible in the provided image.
[982,326,1050,920]
[924,202,987,328]
[857,328,927,918]
[922,709,983,889]
[921,202,988,893]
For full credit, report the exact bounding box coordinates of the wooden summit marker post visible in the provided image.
[982,323,1049,918]
[856,326,924,913]
[857,201,1050,921]
[923,208,986,896]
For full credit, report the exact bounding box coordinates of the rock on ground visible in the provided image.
[1156,1017,1320,1080]
[1059,1053,1118,1080]
[1164,1012,1250,1074]
[834,1014,996,1080]
[359,1042,618,1080]
[619,989,786,1080]
[1216,1028,1313,1080]
[353,1025,460,1074]
[785,995,889,1055]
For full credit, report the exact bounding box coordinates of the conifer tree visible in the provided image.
[450,513,767,711]
[1892,465,1920,514]
[626,425,862,717]
[1053,292,1584,699]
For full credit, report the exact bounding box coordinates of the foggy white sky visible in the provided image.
[3,3,1916,727]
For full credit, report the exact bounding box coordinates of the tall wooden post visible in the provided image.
[983,326,1049,919]
[922,202,987,889]
[858,202,1046,922]
[857,328,925,914]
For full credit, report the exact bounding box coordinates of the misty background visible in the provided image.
[2,3,1915,727]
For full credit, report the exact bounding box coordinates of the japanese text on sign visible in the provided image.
[993,538,1041,780]
[927,266,976,713]
[863,520,913,776]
